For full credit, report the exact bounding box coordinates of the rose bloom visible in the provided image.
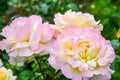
[49,28,115,80]
[0,15,55,65]
[0,67,16,80]
[54,10,103,31]
[117,30,120,39]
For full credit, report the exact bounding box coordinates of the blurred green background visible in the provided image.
[0,0,120,80]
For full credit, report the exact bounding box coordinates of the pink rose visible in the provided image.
[0,67,16,80]
[0,15,55,58]
[54,10,103,31]
[49,28,115,80]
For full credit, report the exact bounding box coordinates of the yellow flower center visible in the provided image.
[63,39,103,71]
[64,40,100,62]
[77,40,92,61]
[0,70,7,80]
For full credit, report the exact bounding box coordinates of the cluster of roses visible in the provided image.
[0,10,115,80]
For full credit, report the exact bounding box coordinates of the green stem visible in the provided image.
[36,58,46,80]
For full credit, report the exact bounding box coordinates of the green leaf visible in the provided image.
[33,73,44,80]
[67,3,78,11]
[39,3,49,15]
[111,55,120,79]
[42,62,56,77]
[111,40,120,50]
[31,61,39,72]
[102,18,109,25]
[44,0,51,4]
[17,71,34,80]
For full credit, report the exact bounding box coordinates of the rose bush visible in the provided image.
[0,10,116,80]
